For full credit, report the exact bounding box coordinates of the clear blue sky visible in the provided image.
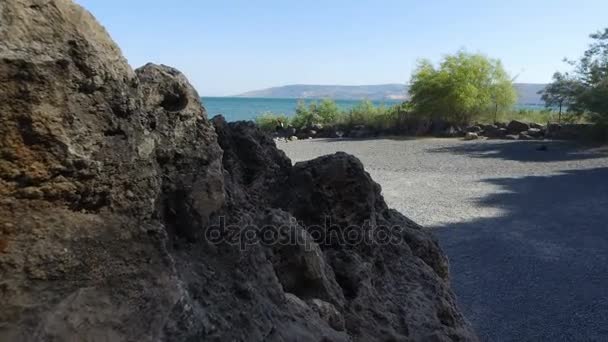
[77,0,608,96]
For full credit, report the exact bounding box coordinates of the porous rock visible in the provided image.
[0,1,477,341]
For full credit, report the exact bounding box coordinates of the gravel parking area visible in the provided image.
[278,137,608,342]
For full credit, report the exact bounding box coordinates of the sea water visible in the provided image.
[202,97,546,122]
[202,97,401,122]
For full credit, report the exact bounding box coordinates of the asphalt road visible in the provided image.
[278,137,608,342]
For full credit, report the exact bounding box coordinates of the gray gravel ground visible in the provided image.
[278,137,608,342]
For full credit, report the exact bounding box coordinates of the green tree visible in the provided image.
[408,51,517,124]
[538,72,580,123]
[567,28,608,124]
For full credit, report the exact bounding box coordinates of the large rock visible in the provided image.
[529,122,544,130]
[484,125,507,139]
[464,132,479,140]
[0,1,477,341]
[546,123,597,140]
[1,1,225,341]
[526,128,543,138]
[466,125,483,133]
[507,120,530,134]
[278,153,471,340]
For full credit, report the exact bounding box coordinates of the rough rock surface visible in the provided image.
[507,120,530,135]
[0,0,476,341]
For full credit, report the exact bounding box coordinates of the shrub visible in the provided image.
[409,51,517,125]
[315,98,340,124]
[255,112,289,132]
[290,100,320,129]
[290,99,341,129]
[337,100,399,130]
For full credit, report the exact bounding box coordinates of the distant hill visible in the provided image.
[236,83,548,105]
[513,83,547,105]
[236,84,407,101]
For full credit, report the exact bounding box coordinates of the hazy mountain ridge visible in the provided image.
[236,83,547,104]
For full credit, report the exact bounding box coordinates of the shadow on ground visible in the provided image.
[302,136,420,143]
[434,167,608,341]
[427,140,608,162]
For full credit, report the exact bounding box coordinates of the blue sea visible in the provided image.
[202,97,402,122]
[202,97,546,122]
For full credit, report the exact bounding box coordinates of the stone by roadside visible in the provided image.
[272,119,603,142]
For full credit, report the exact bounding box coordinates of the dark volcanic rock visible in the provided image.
[278,153,469,340]
[507,120,530,134]
[466,125,483,133]
[484,125,507,139]
[526,128,543,138]
[0,0,477,341]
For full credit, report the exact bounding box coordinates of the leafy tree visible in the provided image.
[538,72,580,123]
[567,28,608,124]
[408,51,517,124]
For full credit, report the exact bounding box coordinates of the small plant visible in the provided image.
[255,112,289,132]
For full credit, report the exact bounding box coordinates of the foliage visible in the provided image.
[255,112,289,132]
[542,27,608,128]
[290,99,341,129]
[568,28,608,124]
[338,100,390,129]
[315,98,340,124]
[408,51,517,124]
[538,72,582,122]
[290,100,318,129]
[256,99,409,131]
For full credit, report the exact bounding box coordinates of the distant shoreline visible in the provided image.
[229,83,546,104]
[201,96,546,122]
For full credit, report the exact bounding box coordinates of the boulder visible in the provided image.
[441,125,463,137]
[278,152,472,340]
[0,1,477,341]
[527,128,543,138]
[507,120,530,134]
[529,122,544,129]
[505,134,519,140]
[484,126,507,139]
[464,132,479,140]
[276,126,296,138]
[466,125,483,133]
[349,125,373,138]
[518,132,534,140]
[546,123,595,140]
[547,123,562,137]
[482,124,498,131]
